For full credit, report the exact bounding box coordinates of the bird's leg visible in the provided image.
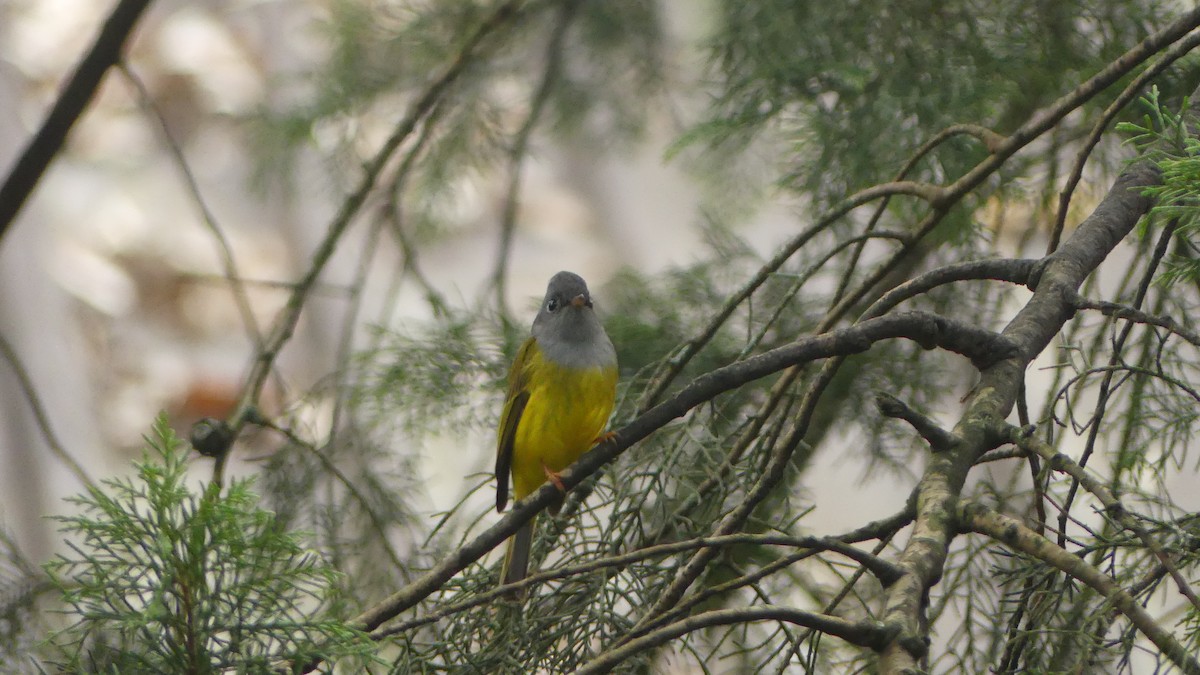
[594,431,617,445]
[542,462,567,494]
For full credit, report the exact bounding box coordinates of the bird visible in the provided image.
[495,271,618,587]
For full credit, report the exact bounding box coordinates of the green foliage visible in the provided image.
[44,416,372,673]
[1121,87,1200,288]
[695,0,1173,207]
[252,0,667,210]
[355,314,506,436]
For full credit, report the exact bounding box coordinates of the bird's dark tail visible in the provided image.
[501,516,535,589]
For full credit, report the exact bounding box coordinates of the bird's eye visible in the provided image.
[546,298,559,312]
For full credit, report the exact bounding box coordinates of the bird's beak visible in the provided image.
[571,293,587,308]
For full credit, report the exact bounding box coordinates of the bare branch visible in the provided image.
[831,123,1000,310]
[876,393,959,452]
[345,310,1009,635]
[862,258,1037,320]
[0,0,152,242]
[373,533,902,639]
[118,63,264,348]
[959,501,1200,675]
[1049,26,1200,253]
[997,422,1200,615]
[944,7,1200,201]
[255,392,407,574]
[877,162,1161,672]
[0,334,94,491]
[211,0,532,484]
[1073,294,1200,348]
[638,181,946,413]
[1057,221,1175,547]
[576,605,897,675]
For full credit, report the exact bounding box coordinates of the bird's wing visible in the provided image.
[495,337,535,512]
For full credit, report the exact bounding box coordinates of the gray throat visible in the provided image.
[534,313,616,370]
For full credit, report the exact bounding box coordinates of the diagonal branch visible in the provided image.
[118,63,263,348]
[959,501,1200,675]
[209,0,531,484]
[0,0,152,243]
[373,532,902,638]
[876,162,1161,672]
[0,334,95,490]
[575,605,897,675]
[346,310,1012,633]
[637,180,946,413]
[997,422,1200,615]
[1048,26,1200,253]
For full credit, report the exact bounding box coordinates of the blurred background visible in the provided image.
[0,0,783,562]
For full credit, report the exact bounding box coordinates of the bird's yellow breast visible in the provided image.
[510,348,617,501]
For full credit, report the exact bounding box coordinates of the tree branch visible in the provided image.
[372,533,901,638]
[876,393,959,452]
[876,162,1161,672]
[0,334,94,490]
[861,258,1037,319]
[344,310,1009,635]
[1049,26,1200,253]
[0,0,152,243]
[576,605,897,675]
[638,181,946,413]
[118,63,263,348]
[996,422,1200,615]
[209,0,531,484]
[959,501,1200,675]
[944,6,1200,202]
[1073,294,1200,347]
[1057,221,1175,547]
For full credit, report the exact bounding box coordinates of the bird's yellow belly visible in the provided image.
[510,362,616,501]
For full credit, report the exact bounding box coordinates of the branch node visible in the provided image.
[897,633,931,659]
[190,418,233,459]
[875,392,959,452]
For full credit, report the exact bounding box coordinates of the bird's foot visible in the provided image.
[542,463,567,493]
[593,431,617,445]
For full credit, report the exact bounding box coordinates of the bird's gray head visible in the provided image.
[532,271,616,367]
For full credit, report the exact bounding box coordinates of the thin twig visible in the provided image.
[1057,222,1174,545]
[1048,27,1200,253]
[997,422,1200,616]
[491,0,580,318]
[831,123,1004,306]
[257,418,407,573]
[960,501,1200,675]
[576,605,896,675]
[372,533,900,638]
[214,0,531,485]
[0,334,95,490]
[1074,295,1200,347]
[637,181,946,413]
[118,63,264,348]
[382,100,450,317]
